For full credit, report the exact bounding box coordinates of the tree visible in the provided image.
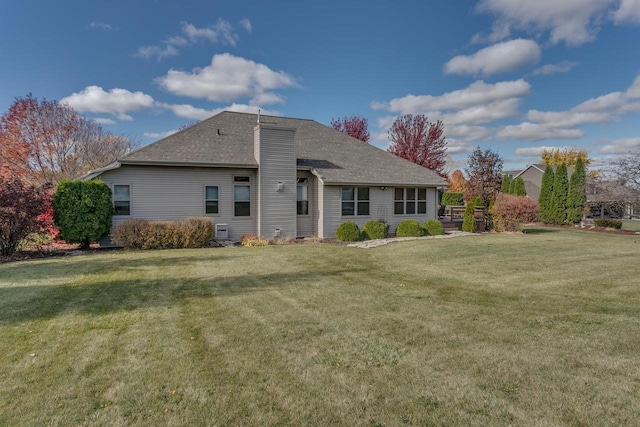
[501,174,512,194]
[0,94,133,185]
[464,147,503,206]
[550,163,569,224]
[612,146,640,195]
[52,180,114,249]
[330,115,370,143]
[567,157,587,223]
[447,169,467,193]
[0,177,47,256]
[538,165,555,224]
[510,176,526,196]
[387,114,448,178]
[541,148,592,168]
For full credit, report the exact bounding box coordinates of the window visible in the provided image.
[234,176,251,216]
[205,186,219,214]
[113,185,130,215]
[297,178,308,215]
[394,188,427,215]
[342,187,369,216]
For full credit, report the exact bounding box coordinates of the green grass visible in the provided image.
[1,229,639,426]
[622,219,640,232]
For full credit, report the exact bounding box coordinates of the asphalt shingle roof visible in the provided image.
[120,111,447,187]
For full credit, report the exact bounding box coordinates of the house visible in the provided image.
[84,111,448,241]
[511,164,573,201]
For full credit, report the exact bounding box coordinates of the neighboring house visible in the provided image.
[511,164,573,201]
[84,111,448,241]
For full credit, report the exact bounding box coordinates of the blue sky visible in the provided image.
[1,0,639,171]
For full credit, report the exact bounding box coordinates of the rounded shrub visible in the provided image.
[53,180,114,249]
[335,221,362,242]
[423,219,444,236]
[395,219,424,237]
[362,220,388,240]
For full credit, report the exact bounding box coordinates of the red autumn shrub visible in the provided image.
[491,194,539,232]
[36,189,60,240]
[0,177,46,255]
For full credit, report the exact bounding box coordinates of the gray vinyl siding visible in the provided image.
[296,171,316,237]
[255,125,297,239]
[321,185,439,238]
[99,165,257,241]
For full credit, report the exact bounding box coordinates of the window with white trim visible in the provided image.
[234,176,251,217]
[113,185,130,215]
[394,188,427,215]
[205,186,219,214]
[342,187,369,216]
[297,178,308,215]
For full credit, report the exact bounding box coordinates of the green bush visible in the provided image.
[362,220,388,240]
[111,217,213,249]
[461,202,477,232]
[423,219,444,236]
[441,192,464,206]
[594,219,622,229]
[395,219,424,237]
[53,180,113,249]
[336,221,362,242]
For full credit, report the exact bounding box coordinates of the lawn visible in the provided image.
[622,219,640,232]
[1,229,639,426]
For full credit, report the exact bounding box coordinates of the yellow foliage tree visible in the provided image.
[540,148,592,167]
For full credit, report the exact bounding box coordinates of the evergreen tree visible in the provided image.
[567,157,587,223]
[538,165,554,224]
[550,163,569,224]
[501,174,512,194]
[512,176,526,196]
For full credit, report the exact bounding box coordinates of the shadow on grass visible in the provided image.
[0,250,238,282]
[0,266,366,327]
[522,228,561,234]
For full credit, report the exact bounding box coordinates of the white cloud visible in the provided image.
[158,102,279,121]
[180,20,238,46]
[375,79,531,114]
[239,18,252,33]
[61,86,155,119]
[135,44,179,61]
[156,53,298,104]
[600,138,640,153]
[497,123,585,141]
[93,117,116,125]
[626,75,640,98]
[471,21,511,44]
[614,0,640,24]
[526,110,610,127]
[532,60,579,76]
[441,99,521,125]
[514,146,564,156]
[444,39,541,76]
[446,125,492,141]
[135,19,242,62]
[143,129,179,139]
[88,22,116,31]
[476,0,615,46]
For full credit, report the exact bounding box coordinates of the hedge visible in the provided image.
[336,221,362,241]
[111,217,213,249]
[423,219,444,236]
[441,192,464,206]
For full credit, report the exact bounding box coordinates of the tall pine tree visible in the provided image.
[501,174,512,193]
[567,157,586,223]
[511,176,527,196]
[550,163,569,224]
[538,165,554,224]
